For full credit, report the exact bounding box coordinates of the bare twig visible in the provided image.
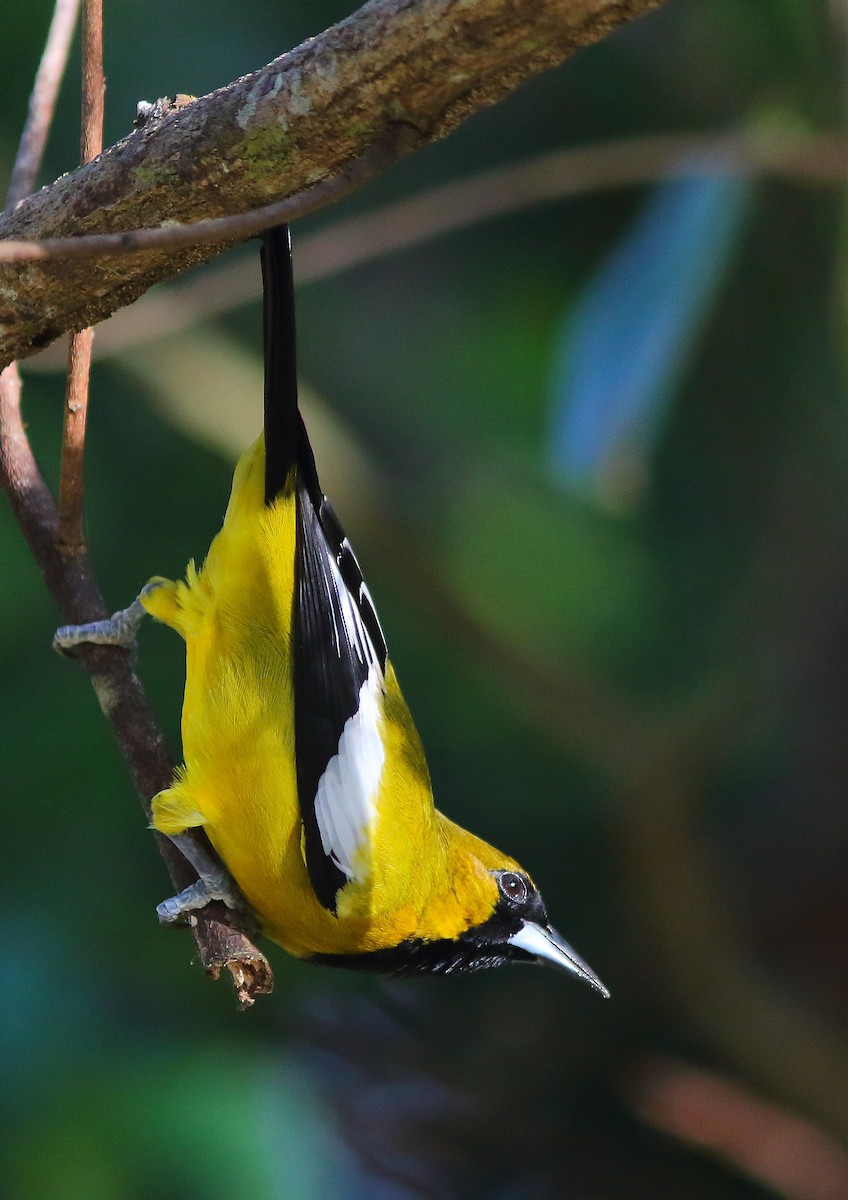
[0,0,666,367]
[58,0,104,555]
[0,0,273,1007]
[25,126,848,372]
[5,125,848,270]
[78,0,104,166]
[1,0,81,569]
[0,131,412,264]
[291,125,848,270]
[58,326,93,553]
[4,0,81,210]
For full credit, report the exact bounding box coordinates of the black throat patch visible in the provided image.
[309,897,543,977]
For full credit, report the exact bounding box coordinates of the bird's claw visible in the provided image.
[158,832,246,925]
[53,584,160,654]
[156,873,244,925]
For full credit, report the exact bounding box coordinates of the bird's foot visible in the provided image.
[157,834,246,925]
[53,583,160,653]
[156,877,244,924]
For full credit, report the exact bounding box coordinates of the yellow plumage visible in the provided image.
[143,434,513,959]
[56,225,606,991]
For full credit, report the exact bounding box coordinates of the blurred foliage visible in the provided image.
[4,1,848,1197]
[549,170,751,497]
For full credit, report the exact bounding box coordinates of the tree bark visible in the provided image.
[0,0,664,367]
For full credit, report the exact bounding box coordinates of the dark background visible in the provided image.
[2,2,848,1197]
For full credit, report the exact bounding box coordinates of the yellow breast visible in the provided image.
[144,435,504,959]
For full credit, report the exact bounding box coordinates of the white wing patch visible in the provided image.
[313,664,385,881]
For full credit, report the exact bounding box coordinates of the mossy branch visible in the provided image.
[0,0,664,367]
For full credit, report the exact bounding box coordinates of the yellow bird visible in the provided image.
[56,226,608,994]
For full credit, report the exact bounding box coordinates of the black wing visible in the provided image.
[261,226,388,913]
[294,444,387,911]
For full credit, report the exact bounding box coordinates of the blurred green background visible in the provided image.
[4,1,848,1197]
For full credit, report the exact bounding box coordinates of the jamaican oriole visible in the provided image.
[55,226,608,995]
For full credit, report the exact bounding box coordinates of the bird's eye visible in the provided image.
[498,872,528,904]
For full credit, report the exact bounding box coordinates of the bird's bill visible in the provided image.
[508,921,610,998]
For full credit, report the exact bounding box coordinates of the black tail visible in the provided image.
[261,225,300,505]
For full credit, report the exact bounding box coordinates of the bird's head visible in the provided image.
[406,826,609,995]
[322,827,609,996]
[437,866,610,996]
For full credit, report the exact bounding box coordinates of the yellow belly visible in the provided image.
[143,436,503,958]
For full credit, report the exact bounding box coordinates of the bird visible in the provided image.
[55,225,608,996]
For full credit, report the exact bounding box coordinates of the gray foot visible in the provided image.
[53,584,160,653]
[157,834,245,924]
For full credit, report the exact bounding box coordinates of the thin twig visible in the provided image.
[3,126,848,269]
[4,0,81,210]
[0,131,414,265]
[59,326,93,553]
[78,0,104,166]
[23,125,848,371]
[290,126,846,282]
[0,0,81,567]
[58,0,104,555]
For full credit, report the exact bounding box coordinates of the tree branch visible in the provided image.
[0,0,664,367]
